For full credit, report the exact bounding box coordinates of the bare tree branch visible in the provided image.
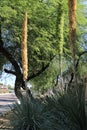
[4,68,16,75]
[76,51,87,69]
[69,50,87,84]
[27,56,55,81]
[27,63,49,81]
[0,43,21,75]
[0,22,21,75]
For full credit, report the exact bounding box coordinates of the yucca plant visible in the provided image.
[10,96,44,130]
[68,0,77,82]
[21,11,28,80]
[44,83,87,130]
[9,83,87,130]
[56,0,64,89]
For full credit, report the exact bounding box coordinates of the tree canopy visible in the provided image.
[0,0,87,94]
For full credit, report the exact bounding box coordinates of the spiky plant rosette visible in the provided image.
[9,84,87,130]
[44,84,87,130]
[10,96,44,130]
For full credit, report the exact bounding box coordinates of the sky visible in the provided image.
[0,72,16,86]
[0,71,32,88]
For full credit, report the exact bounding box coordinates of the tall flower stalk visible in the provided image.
[21,12,28,80]
[68,0,77,82]
[56,0,64,90]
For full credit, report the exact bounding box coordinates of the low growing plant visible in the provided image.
[9,83,87,130]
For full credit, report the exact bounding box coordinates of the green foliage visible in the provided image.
[0,0,58,72]
[43,84,87,130]
[30,59,58,92]
[56,0,64,56]
[9,84,87,130]
[0,82,3,85]
[10,96,43,130]
[0,0,87,91]
[30,56,70,92]
[0,54,7,70]
[77,55,87,77]
[8,84,13,89]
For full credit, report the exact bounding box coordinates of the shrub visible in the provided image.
[44,84,87,130]
[9,84,87,130]
[10,96,44,130]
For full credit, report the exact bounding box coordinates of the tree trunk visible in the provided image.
[14,75,32,99]
[14,77,23,99]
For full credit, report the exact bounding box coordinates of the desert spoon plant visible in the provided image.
[21,11,28,80]
[21,12,32,97]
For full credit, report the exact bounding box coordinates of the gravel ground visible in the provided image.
[0,93,17,129]
[0,111,13,130]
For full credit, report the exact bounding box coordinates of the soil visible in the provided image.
[0,112,13,130]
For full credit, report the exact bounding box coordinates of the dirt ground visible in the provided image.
[0,112,12,130]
